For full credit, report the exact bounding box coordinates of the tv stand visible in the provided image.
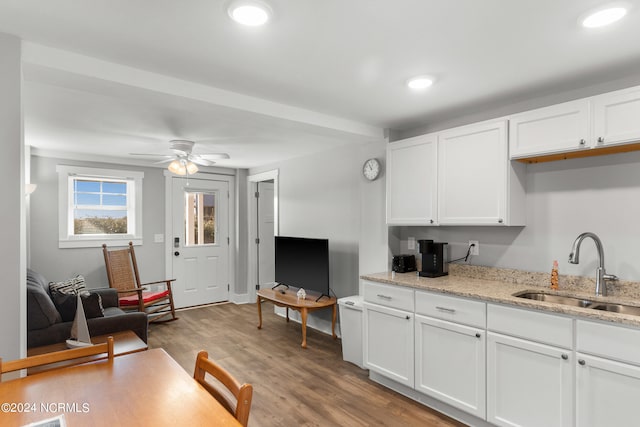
[256,288,337,349]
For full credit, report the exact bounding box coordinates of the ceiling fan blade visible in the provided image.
[153,158,176,165]
[198,152,230,160]
[129,153,173,158]
[190,155,215,166]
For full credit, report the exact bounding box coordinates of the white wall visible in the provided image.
[0,33,25,360]
[249,139,388,327]
[30,156,169,287]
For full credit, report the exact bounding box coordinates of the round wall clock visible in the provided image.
[362,158,380,181]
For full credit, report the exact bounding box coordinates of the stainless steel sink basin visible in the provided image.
[590,303,640,316]
[514,291,640,317]
[514,292,595,308]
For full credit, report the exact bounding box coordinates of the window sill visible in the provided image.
[58,237,142,249]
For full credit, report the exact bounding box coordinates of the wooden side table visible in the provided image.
[257,287,337,348]
[27,330,147,374]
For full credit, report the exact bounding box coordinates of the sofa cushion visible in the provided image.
[49,275,89,297]
[52,292,105,322]
[27,282,62,330]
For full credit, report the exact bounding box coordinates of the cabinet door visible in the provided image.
[593,86,640,147]
[487,332,573,427]
[576,353,640,427]
[415,315,485,418]
[386,134,438,225]
[363,302,414,387]
[509,99,590,158]
[438,120,509,225]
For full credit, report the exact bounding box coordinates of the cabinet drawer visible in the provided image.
[363,281,414,311]
[577,320,640,366]
[416,291,486,328]
[488,304,572,348]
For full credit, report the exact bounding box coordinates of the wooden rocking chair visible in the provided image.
[102,242,177,323]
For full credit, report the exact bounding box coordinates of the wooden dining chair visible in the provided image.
[0,336,114,380]
[193,350,253,427]
[102,241,177,323]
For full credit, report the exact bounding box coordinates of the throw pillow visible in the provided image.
[52,292,105,322]
[49,275,89,297]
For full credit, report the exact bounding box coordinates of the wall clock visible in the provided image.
[362,158,380,181]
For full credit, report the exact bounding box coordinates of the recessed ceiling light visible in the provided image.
[228,0,272,26]
[581,6,628,28]
[407,76,434,91]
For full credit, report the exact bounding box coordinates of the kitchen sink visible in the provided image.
[590,303,640,316]
[514,291,640,316]
[514,292,595,308]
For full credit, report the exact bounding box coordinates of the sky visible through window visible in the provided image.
[74,179,127,219]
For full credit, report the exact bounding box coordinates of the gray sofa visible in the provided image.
[27,269,148,348]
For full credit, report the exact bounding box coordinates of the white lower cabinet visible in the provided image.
[575,319,640,427]
[576,353,640,427]
[363,302,414,387]
[363,284,640,427]
[415,315,486,418]
[486,332,573,427]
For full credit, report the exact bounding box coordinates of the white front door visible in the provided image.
[171,177,229,308]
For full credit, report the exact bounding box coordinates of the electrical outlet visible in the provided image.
[408,237,416,251]
[469,240,479,256]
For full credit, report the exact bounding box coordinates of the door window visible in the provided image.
[184,191,217,246]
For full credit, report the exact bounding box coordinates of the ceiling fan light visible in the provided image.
[168,159,187,175]
[186,162,199,175]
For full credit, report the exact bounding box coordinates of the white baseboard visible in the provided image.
[230,293,252,304]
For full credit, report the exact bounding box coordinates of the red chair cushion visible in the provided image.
[119,290,170,306]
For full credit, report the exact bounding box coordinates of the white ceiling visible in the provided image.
[2,0,640,168]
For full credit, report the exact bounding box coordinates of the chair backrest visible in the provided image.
[0,336,114,379]
[193,350,253,427]
[102,242,142,294]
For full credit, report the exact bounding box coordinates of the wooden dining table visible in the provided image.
[0,348,241,426]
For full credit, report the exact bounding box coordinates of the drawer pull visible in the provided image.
[405,315,411,320]
[578,359,586,366]
[561,354,568,360]
[376,294,392,300]
[475,333,481,338]
[436,306,456,313]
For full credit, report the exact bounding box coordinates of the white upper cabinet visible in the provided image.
[438,119,525,225]
[592,86,640,147]
[509,99,590,158]
[386,133,438,225]
[509,84,640,160]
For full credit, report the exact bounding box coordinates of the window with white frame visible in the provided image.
[57,165,144,248]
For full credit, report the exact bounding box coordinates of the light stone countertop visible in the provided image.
[361,264,640,329]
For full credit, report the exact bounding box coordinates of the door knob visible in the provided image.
[174,251,180,257]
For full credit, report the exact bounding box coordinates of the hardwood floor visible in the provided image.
[148,303,466,427]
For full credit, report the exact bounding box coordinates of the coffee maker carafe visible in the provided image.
[418,239,448,277]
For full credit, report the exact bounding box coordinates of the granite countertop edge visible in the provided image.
[360,271,640,329]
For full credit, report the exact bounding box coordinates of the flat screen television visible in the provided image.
[274,236,330,297]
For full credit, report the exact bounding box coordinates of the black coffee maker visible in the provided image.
[418,239,449,277]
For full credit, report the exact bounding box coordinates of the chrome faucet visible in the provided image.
[568,232,618,296]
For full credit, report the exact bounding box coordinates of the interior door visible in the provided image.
[171,177,229,308]
[257,181,275,288]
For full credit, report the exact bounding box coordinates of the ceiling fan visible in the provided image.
[130,140,230,175]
